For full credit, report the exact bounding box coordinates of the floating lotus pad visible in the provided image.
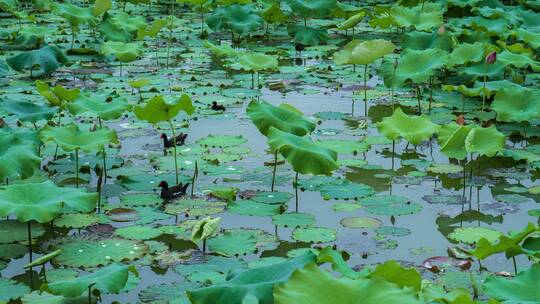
[359,195,422,216]
[272,212,316,227]
[165,198,227,217]
[115,225,164,240]
[292,227,337,243]
[340,217,382,229]
[228,200,283,216]
[448,227,502,244]
[53,213,99,228]
[0,277,30,302]
[52,238,148,268]
[196,135,247,148]
[252,191,293,204]
[0,221,45,244]
[319,183,375,200]
[376,226,411,237]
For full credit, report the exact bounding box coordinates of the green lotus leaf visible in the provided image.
[25,249,62,269]
[0,181,97,223]
[43,263,139,297]
[20,291,88,303]
[101,41,142,62]
[252,191,293,204]
[492,87,540,122]
[319,182,374,200]
[0,243,26,259]
[2,99,58,123]
[13,25,54,49]
[470,222,537,260]
[35,80,80,107]
[376,108,439,145]
[497,50,540,71]
[359,195,422,216]
[340,216,381,229]
[6,45,68,76]
[285,0,336,18]
[446,42,485,66]
[274,263,422,304]
[484,263,540,303]
[55,3,98,28]
[368,260,422,291]
[207,230,257,256]
[0,129,41,180]
[334,39,395,65]
[402,31,454,52]
[337,11,365,30]
[448,227,502,244]
[40,124,118,153]
[191,216,221,243]
[134,94,194,124]
[261,3,288,24]
[515,28,540,49]
[390,3,444,31]
[0,277,30,302]
[206,4,263,36]
[115,225,163,240]
[437,123,473,160]
[164,198,226,217]
[139,282,198,304]
[292,227,336,243]
[54,213,99,229]
[392,48,448,85]
[0,220,45,243]
[137,17,167,40]
[272,212,315,227]
[52,238,148,268]
[228,200,283,216]
[187,252,316,304]
[110,11,146,34]
[287,25,329,46]
[204,41,236,58]
[238,52,278,72]
[197,134,246,148]
[67,91,130,120]
[246,100,315,136]
[267,127,338,175]
[93,0,111,16]
[464,125,505,157]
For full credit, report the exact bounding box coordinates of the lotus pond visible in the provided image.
[1,0,540,303]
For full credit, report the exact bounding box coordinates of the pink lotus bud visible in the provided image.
[485,51,497,64]
[438,24,446,35]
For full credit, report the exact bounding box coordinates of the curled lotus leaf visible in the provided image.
[246,100,315,137]
[334,39,395,65]
[376,108,439,145]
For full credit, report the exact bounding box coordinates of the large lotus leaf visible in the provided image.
[246,100,315,136]
[464,125,505,157]
[204,41,236,58]
[206,4,263,36]
[137,18,167,39]
[101,41,142,62]
[35,80,80,107]
[207,230,257,256]
[498,50,540,71]
[52,238,148,268]
[272,212,315,227]
[319,182,374,200]
[6,45,68,76]
[471,223,535,260]
[0,129,40,180]
[401,31,454,52]
[192,216,221,243]
[376,108,438,145]
[110,11,146,33]
[267,127,338,175]
[390,3,444,31]
[274,263,422,304]
[134,94,194,124]
[285,0,336,18]
[228,200,282,216]
[40,124,118,153]
[238,53,278,72]
[446,42,485,66]
[359,195,422,216]
[67,91,130,120]
[187,252,316,304]
[334,39,395,65]
[287,25,329,46]
[484,263,540,303]
[437,123,473,160]
[515,28,540,49]
[0,181,97,223]
[0,277,30,302]
[261,3,288,23]
[43,263,139,297]
[0,221,45,243]
[139,281,199,304]
[448,227,502,244]
[492,87,540,122]
[55,3,97,28]
[393,48,448,85]
[2,99,58,123]
[368,260,422,291]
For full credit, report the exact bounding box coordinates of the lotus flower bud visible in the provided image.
[438,24,446,35]
[485,51,497,64]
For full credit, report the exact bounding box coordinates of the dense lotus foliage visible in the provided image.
[0,0,540,303]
